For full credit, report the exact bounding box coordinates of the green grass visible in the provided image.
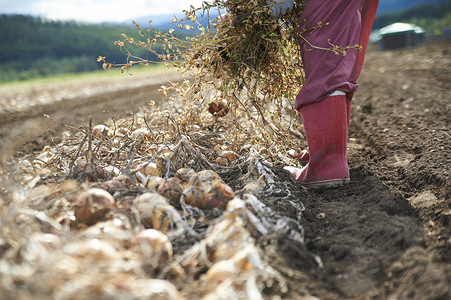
[0,63,173,88]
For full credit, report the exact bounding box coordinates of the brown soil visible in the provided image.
[1,38,450,299]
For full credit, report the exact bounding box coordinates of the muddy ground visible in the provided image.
[1,38,450,299]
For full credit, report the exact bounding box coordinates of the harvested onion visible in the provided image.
[197,181,235,210]
[91,124,113,139]
[70,188,115,225]
[131,229,173,264]
[157,177,184,206]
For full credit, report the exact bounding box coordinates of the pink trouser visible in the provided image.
[295,0,379,109]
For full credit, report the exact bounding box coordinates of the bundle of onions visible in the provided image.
[101,0,307,146]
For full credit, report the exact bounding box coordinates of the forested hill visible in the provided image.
[0,15,159,82]
[1,2,450,83]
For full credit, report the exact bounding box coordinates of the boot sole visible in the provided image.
[283,166,350,189]
[302,178,350,189]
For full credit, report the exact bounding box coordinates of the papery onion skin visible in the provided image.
[197,182,235,210]
[157,178,184,207]
[70,188,115,225]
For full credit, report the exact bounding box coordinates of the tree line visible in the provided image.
[0,14,163,82]
[1,4,450,82]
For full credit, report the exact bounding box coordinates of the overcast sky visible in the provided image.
[0,0,205,23]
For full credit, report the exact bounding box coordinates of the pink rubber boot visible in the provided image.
[288,99,351,165]
[284,95,350,188]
